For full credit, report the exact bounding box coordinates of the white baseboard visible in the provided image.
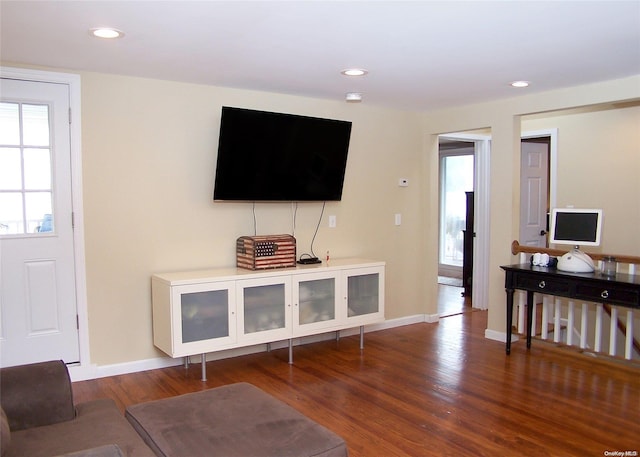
[424,313,440,323]
[69,314,434,382]
[485,329,519,344]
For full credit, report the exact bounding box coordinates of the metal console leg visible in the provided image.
[360,325,364,350]
[288,339,293,364]
[201,353,207,382]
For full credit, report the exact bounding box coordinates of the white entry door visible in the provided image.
[0,77,80,367]
[519,140,549,248]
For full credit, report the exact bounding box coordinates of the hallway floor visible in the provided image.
[437,283,472,317]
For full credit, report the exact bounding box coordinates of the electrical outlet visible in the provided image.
[329,215,337,228]
[398,178,409,187]
[395,213,402,226]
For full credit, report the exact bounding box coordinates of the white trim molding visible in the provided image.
[485,329,520,344]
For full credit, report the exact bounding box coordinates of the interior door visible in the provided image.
[0,77,79,367]
[520,139,550,247]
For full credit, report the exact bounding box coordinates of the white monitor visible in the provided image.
[549,208,602,247]
[549,208,602,273]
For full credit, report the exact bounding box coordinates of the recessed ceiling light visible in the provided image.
[345,92,363,103]
[341,69,368,77]
[90,28,124,39]
[510,80,530,88]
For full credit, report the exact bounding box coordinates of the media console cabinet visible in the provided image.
[152,258,385,380]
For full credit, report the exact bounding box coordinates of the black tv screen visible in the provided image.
[213,107,352,201]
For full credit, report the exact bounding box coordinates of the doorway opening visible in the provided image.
[438,138,474,316]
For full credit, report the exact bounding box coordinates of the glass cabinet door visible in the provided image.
[181,290,230,343]
[237,276,291,344]
[344,267,384,324]
[173,281,236,354]
[292,271,340,336]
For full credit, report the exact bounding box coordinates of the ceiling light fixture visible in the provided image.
[341,69,368,77]
[345,92,363,103]
[90,27,125,39]
[510,80,530,88]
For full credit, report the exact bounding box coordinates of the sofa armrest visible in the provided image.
[0,360,75,431]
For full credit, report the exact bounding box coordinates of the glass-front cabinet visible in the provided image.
[151,259,385,366]
[171,281,236,356]
[292,271,340,336]
[344,266,385,325]
[236,276,291,344]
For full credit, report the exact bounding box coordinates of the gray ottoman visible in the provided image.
[125,382,348,457]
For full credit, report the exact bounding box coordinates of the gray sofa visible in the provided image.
[1,360,348,457]
[0,360,154,457]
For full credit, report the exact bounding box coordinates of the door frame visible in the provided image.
[1,66,90,376]
[438,133,490,311]
[437,129,558,311]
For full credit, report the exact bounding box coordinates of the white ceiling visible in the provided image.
[1,1,639,112]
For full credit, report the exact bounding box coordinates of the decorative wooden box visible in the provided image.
[236,234,297,270]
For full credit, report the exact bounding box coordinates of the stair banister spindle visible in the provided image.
[541,296,550,340]
[567,301,575,346]
[594,304,604,353]
[554,298,562,343]
[624,310,633,360]
[580,303,588,349]
[609,306,619,356]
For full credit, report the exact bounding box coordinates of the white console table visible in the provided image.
[151,258,385,380]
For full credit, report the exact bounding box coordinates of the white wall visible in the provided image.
[81,72,426,365]
[3,62,638,368]
[523,105,640,255]
[421,76,640,336]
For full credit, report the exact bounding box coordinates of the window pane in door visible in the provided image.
[0,102,20,145]
[0,193,24,234]
[22,104,50,146]
[25,192,53,233]
[0,103,54,236]
[0,147,22,189]
[440,154,474,266]
[24,148,52,189]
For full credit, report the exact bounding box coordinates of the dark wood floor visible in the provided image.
[73,288,639,457]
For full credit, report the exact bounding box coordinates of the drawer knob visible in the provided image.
[601,290,609,299]
[538,280,546,289]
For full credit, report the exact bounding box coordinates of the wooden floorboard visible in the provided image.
[73,306,639,456]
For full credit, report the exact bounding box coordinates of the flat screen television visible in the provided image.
[213,107,352,201]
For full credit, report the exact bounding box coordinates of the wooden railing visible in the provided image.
[511,240,640,361]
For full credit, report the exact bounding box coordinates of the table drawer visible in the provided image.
[575,284,640,307]
[514,275,570,295]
